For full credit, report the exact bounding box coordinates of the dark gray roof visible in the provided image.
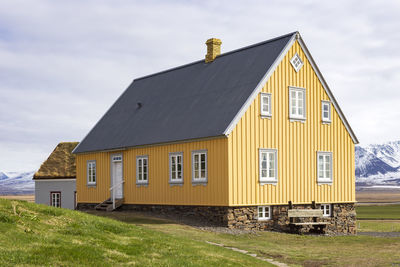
[74,32,295,153]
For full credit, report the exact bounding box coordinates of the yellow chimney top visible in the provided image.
[205,38,222,63]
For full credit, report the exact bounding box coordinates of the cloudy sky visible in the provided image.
[1,0,400,172]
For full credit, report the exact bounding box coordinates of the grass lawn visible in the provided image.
[356,204,400,220]
[0,199,273,266]
[97,211,400,267]
[357,220,400,232]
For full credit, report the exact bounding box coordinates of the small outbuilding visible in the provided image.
[33,142,78,209]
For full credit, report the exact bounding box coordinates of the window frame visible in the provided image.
[191,150,208,185]
[288,86,306,121]
[87,160,96,186]
[317,151,333,184]
[260,92,272,118]
[259,148,278,185]
[321,101,331,123]
[257,206,272,221]
[321,204,332,217]
[50,191,61,208]
[136,155,149,185]
[290,53,304,72]
[169,152,184,185]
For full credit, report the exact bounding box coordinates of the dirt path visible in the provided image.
[205,241,289,267]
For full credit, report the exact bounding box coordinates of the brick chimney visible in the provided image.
[205,38,222,63]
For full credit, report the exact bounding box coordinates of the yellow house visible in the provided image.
[74,32,358,234]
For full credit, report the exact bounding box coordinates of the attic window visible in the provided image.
[290,53,303,72]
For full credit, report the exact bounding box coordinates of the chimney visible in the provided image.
[205,38,222,63]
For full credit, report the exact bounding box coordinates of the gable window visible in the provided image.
[289,87,306,121]
[170,152,183,184]
[290,53,304,72]
[87,160,96,185]
[317,152,333,184]
[260,93,271,117]
[192,150,207,184]
[50,192,61,208]
[322,101,331,123]
[259,149,277,184]
[136,156,149,185]
[258,206,271,220]
[321,204,331,217]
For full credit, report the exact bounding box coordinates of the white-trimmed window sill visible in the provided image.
[259,180,278,186]
[136,183,149,188]
[169,182,183,187]
[317,180,332,185]
[289,117,306,123]
[261,114,272,119]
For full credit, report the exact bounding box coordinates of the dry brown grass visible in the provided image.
[356,189,400,203]
[0,195,35,202]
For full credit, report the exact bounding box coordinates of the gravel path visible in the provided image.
[358,232,400,237]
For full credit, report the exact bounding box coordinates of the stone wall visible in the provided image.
[77,202,356,235]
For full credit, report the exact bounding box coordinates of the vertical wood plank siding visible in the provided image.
[76,138,229,206]
[228,40,355,206]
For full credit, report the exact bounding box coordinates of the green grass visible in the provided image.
[99,211,400,267]
[0,199,273,266]
[356,205,400,220]
[358,220,400,232]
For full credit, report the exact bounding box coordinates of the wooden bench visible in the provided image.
[288,201,329,233]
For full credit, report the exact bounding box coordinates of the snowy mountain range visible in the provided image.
[0,171,35,195]
[355,140,400,187]
[1,141,400,195]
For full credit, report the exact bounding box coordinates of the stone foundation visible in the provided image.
[78,202,356,235]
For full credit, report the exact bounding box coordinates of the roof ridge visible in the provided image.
[134,31,297,82]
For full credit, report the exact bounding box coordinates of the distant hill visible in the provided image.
[355,141,400,187]
[0,171,35,195]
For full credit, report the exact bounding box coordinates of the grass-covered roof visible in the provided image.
[33,142,79,180]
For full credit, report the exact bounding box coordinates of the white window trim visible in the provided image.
[258,206,272,221]
[260,92,272,118]
[317,151,333,185]
[169,152,184,185]
[50,192,61,208]
[290,53,304,72]
[136,155,149,185]
[321,204,332,217]
[87,160,96,186]
[259,148,278,185]
[321,100,331,123]
[191,150,208,185]
[288,86,306,121]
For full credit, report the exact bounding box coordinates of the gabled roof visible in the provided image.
[34,142,79,180]
[74,32,296,153]
[74,31,358,154]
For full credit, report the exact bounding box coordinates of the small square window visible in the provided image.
[260,93,271,117]
[258,206,271,220]
[322,101,331,123]
[290,53,304,72]
[321,204,331,217]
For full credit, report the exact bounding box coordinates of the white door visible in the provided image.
[111,154,123,199]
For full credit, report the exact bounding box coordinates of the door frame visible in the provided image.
[110,153,124,199]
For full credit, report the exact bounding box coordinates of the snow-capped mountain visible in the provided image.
[355,141,400,187]
[0,171,35,195]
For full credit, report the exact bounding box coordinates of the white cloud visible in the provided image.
[0,0,399,171]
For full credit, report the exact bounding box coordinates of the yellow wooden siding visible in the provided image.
[76,137,229,206]
[228,40,355,206]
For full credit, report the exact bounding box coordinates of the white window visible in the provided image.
[258,206,271,220]
[290,53,304,72]
[317,152,333,183]
[260,93,271,117]
[169,152,183,184]
[322,101,331,123]
[50,192,61,208]
[192,150,207,184]
[136,156,149,184]
[87,160,96,185]
[259,149,277,184]
[321,204,331,217]
[289,87,306,120]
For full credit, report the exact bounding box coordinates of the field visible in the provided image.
[0,199,272,266]
[356,188,400,203]
[0,195,34,202]
[1,196,400,266]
